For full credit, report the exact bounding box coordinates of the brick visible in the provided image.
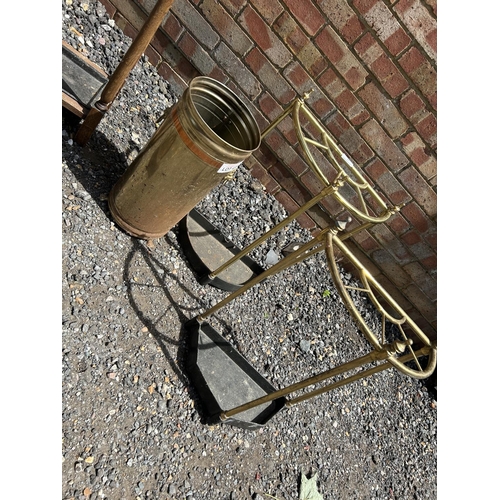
[246,156,281,194]
[424,229,436,251]
[273,189,299,216]
[178,32,219,77]
[275,167,312,206]
[403,262,437,301]
[253,142,280,171]
[399,89,427,123]
[370,248,412,287]
[414,112,437,150]
[398,166,436,216]
[316,27,344,64]
[400,201,430,234]
[215,43,261,99]
[292,150,315,178]
[251,0,284,24]
[371,54,409,97]
[317,0,365,43]
[341,15,367,44]
[156,62,188,96]
[365,158,412,206]
[426,28,437,54]
[245,48,295,103]
[111,0,145,32]
[334,89,370,125]
[400,229,421,246]
[359,120,409,172]
[297,42,328,78]
[355,36,409,97]
[282,63,332,118]
[201,0,253,56]
[400,132,437,182]
[276,115,297,144]
[263,129,295,166]
[335,90,370,125]
[370,224,413,264]
[171,0,219,50]
[354,32,380,64]
[420,253,436,272]
[399,47,437,107]
[394,0,437,61]
[219,0,247,16]
[283,0,326,36]
[326,113,374,165]
[352,231,380,253]
[316,26,368,90]
[274,11,307,55]
[139,0,161,14]
[403,284,436,322]
[385,28,412,56]
[424,0,437,16]
[300,170,325,197]
[239,6,292,67]
[318,68,346,101]
[259,92,284,123]
[162,12,184,42]
[359,0,411,55]
[161,35,201,80]
[387,212,410,235]
[358,82,408,138]
[260,132,283,157]
[352,0,378,15]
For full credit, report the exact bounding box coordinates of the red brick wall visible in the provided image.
[98,0,437,341]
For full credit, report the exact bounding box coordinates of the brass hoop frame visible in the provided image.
[189,94,436,420]
[261,92,404,226]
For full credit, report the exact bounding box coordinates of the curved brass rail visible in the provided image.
[262,93,402,226]
[324,230,437,379]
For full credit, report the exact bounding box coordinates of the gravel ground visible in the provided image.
[61,1,437,499]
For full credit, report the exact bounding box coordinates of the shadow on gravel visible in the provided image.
[63,108,224,423]
[62,108,133,222]
[123,239,234,424]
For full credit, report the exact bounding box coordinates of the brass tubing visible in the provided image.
[260,98,300,139]
[221,349,391,420]
[75,0,174,145]
[293,102,330,187]
[208,185,335,279]
[286,347,430,407]
[338,221,375,241]
[329,232,431,347]
[331,191,395,225]
[198,235,325,321]
[324,230,437,379]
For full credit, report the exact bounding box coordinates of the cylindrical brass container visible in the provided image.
[108,76,261,239]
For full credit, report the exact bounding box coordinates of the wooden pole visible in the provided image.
[74,0,174,146]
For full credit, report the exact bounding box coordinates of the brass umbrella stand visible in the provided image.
[179,91,403,290]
